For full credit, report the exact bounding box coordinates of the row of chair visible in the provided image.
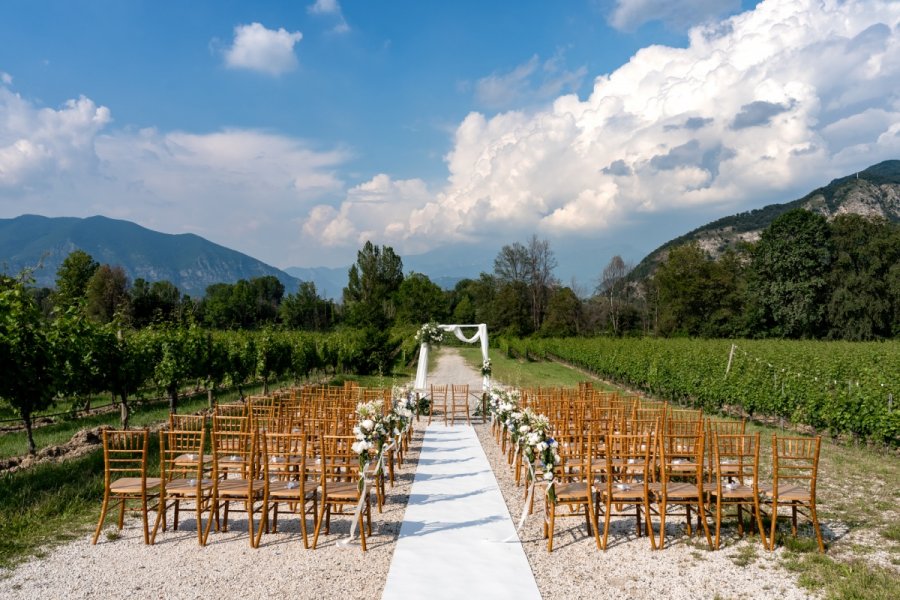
[93,387,410,552]
[495,386,825,553]
[426,383,473,425]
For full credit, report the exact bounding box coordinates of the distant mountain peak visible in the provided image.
[631,160,900,278]
[0,215,300,296]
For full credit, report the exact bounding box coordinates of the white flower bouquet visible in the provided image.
[481,358,492,377]
[415,322,444,346]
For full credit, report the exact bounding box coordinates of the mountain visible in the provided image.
[631,160,900,279]
[0,214,300,296]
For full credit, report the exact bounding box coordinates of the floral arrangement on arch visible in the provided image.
[415,322,444,346]
[481,358,492,377]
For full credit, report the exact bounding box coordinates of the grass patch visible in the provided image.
[0,449,105,569]
[456,347,616,390]
[882,522,900,543]
[783,552,900,600]
[730,542,759,567]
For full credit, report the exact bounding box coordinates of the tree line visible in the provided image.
[3,208,897,454]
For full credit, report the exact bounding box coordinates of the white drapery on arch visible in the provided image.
[414,324,490,392]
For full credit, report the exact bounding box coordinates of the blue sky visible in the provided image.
[2,0,899,288]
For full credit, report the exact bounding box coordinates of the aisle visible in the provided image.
[381,423,541,600]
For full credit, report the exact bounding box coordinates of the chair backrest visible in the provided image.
[451,384,469,399]
[169,413,206,431]
[604,432,652,492]
[215,402,247,417]
[319,434,362,491]
[713,432,760,488]
[431,384,449,399]
[102,429,150,483]
[159,428,206,482]
[658,431,705,487]
[262,430,309,484]
[772,435,821,495]
[211,420,258,480]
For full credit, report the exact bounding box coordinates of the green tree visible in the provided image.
[826,215,900,340]
[280,281,335,330]
[85,264,131,324]
[654,242,743,337]
[54,250,98,308]
[540,287,582,337]
[131,279,182,327]
[395,272,447,324]
[747,209,832,338]
[342,241,404,328]
[0,275,57,454]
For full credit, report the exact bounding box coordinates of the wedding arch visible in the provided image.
[414,324,490,392]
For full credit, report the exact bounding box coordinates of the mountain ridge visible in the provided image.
[630,160,900,279]
[0,214,300,296]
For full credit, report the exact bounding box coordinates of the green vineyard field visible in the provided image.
[505,337,899,445]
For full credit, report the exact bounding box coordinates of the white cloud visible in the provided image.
[0,83,111,188]
[0,72,11,85]
[609,0,740,31]
[301,0,900,255]
[223,22,303,76]
[303,174,432,251]
[308,0,350,34]
[0,77,350,267]
[474,53,587,110]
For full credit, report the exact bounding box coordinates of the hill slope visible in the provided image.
[0,215,300,296]
[631,160,900,278]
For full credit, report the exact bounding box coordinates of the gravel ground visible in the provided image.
[0,419,427,600]
[0,349,815,599]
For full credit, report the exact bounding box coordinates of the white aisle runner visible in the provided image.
[381,424,542,600]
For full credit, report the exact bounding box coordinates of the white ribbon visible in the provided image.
[501,458,556,542]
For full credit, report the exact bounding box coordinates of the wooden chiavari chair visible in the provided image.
[709,432,766,550]
[152,428,215,545]
[93,429,160,545]
[759,435,825,552]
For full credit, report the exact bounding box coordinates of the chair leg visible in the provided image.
[311,501,328,549]
[644,500,657,550]
[658,500,667,550]
[92,490,112,544]
[602,498,612,550]
[141,495,151,545]
[810,502,825,552]
[768,499,779,551]
[547,503,556,552]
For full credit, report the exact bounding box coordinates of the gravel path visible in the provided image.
[1,349,814,599]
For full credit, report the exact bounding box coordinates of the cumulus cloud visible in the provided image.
[308,0,350,33]
[301,0,900,254]
[474,53,587,110]
[223,22,303,76]
[303,174,433,252]
[0,82,111,188]
[0,77,349,267]
[609,0,741,31]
